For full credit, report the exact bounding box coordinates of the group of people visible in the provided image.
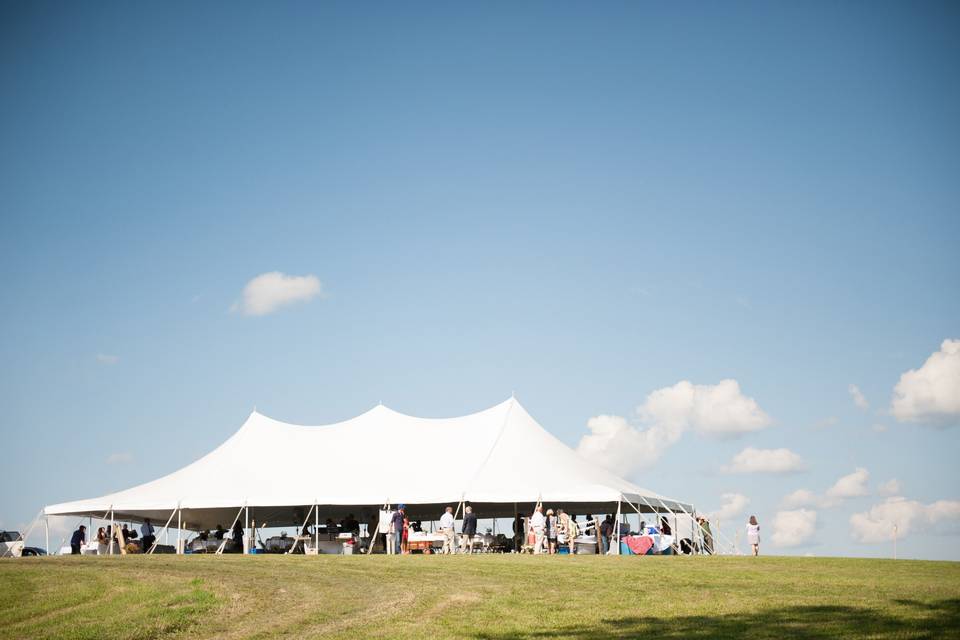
[67,508,763,557]
[527,505,583,554]
[70,519,157,554]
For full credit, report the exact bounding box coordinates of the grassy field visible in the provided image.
[1,555,958,639]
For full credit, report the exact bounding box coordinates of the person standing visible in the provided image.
[746,515,761,556]
[599,515,613,555]
[141,519,156,552]
[460,506,478,554]
[440,506,456,554]
[70,525,86,555]
[530,505,546,554]
[545,509,559,554]
[391,506,405,555]
[96,527,108,555]
[567,514,579,554]
[231,520,244,552]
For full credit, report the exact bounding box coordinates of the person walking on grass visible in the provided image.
[746,515,760,556]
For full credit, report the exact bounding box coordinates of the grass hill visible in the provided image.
[1,554,958,639]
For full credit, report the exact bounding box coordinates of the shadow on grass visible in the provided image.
[473,599,960,639]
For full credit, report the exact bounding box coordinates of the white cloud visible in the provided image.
[878,479,902,497]
[96,354,119,365]
[848,384,869,410]
[577,380,772,474]
[826,467,870,499]
[871,423,888,433]
[576,414,683,473]
[106,452,134,465]
[707,493,750,522]
[639,379,771,437]
[232,271,322,316]
[890,339,960,426]
[722,447,804,474]
[813,416,838,429]
[771,509,817,547]
[781,489,819,509]
[850,497,960,543]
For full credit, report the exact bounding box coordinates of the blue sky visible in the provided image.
[1,1,958,558]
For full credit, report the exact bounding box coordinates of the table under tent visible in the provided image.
[40,398,723,557]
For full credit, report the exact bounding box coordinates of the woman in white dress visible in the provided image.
[746,515,760,556]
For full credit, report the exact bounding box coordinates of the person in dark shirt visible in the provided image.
[660,517,672,536]
[599,515,614,555]
[70,525,86,555]
[391,506,405,555]
[460,506,478,554]
[214,524,227,540]
[340,514,360,535]
[231,521,244,550]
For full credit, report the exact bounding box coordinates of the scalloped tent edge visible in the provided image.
[44,397,693,529]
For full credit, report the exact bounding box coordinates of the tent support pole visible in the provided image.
[216,503,246,555]
[109,507,115,556]
[245,507,250,554]
[148,503,180,554]
[513,503,518,552]
[176,507,181,555]
[44,516,49,557]
[613,498,622,554]
[654,496,734,555]
[289,504,315,554]
[314,502,319,556]
[1,508,43,558]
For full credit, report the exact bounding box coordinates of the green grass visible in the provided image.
[1,555,958,639]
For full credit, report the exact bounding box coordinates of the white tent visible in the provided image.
[44,398,691,529]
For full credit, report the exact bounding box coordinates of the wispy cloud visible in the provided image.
[848,384,869,410]
[96,353,119,365]
[721,447,805,474]
[850,496,960,543]
[106,452,133,465]
[231,271,323,316]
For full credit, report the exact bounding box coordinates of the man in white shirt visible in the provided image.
[439,506,456,554]
[530,505,545,554]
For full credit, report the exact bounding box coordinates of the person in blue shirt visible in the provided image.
[70,525,86,555]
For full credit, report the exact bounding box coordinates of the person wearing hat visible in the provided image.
[391,505,406,555]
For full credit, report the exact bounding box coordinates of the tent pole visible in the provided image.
[216,503,246,555]
[149,504,179,554]
[245,506,250,554]
[289,504,315,554]
[655,496,734,555]
[110,507,114,556]
[176,507,181,555]
[314,502,319,556]
[614,498,622,555]
[45,516,49,557]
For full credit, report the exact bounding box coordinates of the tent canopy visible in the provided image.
[45,398,692,529]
